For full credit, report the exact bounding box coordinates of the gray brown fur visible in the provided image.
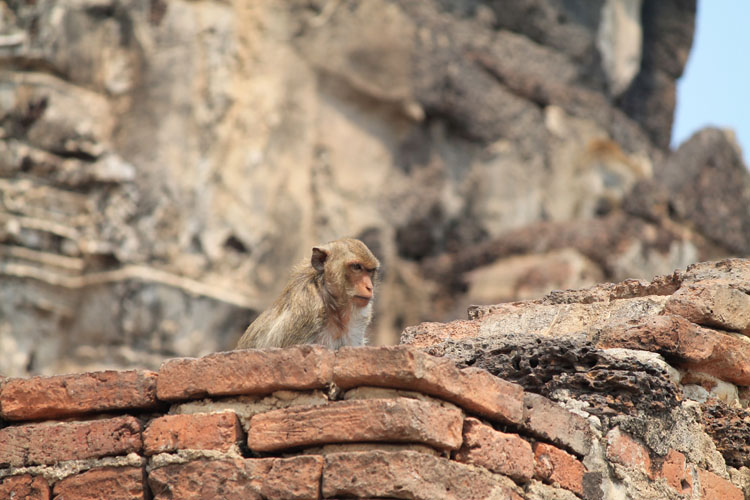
[236,238,380,349]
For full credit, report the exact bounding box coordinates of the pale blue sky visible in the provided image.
[672,0,750,165]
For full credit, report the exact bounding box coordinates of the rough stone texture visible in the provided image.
[0,370,158,421]
[402,259,750,498]
[697,469,744,500]
[665,281,750,335]
[619,0,695,149]
[533,442,586,496]
[157,345,333,401]
[454,417,534,482]
[143,411,243,455]
[0,474,50,500]
[606,427,652,475]
[654,128,750,255]
[322,450,523,500]
[148,456,323,500]
[249,398,463,452]
[599,314,750,386]
[52,467,146,500]
[334,346,524,425]
[522,393,592,457]
[0,416,141,467]
[701,401,750,468]
[8,0,747,380]
[655,449,692,495]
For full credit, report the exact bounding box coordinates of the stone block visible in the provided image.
[143,411,242,455]
[156,345,334,401]
[53,467,146,500]
[454,417,534,481]
[249,398,463,452]
[0,416,141,467]
[0,370,158,421]
[334,346,523,425]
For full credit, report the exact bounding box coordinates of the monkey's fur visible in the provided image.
[236,238,380,349]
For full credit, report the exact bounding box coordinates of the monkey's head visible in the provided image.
[311,238,380,308]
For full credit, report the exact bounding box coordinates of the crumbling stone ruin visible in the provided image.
[2,258,750,499]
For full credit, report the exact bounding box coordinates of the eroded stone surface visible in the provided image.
[0,370,159,421]
[148,456,323,500]
[0,474,50,500]
[454,417,534,482]
[157,346,334,401]
[143,411,243,455]
[322,450,523,500]
[0,416,142,467]
[334,346,523,425]
[53,467,146,500]
[248,398,463,452]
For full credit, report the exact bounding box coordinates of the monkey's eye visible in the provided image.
[350,263,363,271]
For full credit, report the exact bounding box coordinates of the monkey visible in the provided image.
[236,238,380,349]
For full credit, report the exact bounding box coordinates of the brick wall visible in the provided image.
[1,344,745,499]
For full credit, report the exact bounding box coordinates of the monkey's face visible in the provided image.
[346,261,377,308]
[312,238,380,309]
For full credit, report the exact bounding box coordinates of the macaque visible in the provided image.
[236,238,380,349]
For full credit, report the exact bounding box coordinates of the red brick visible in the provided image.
[157,345,333,401]
[262,455,325,500]
[0,370,158,421]
[522,392,592,456]
[53,467,146,500]
[322,450,524,500]
[249,398,463,452]
[454,417,534,482]
[334,346,524,425]
[657,449,692,494]
[606,427,652,475]
[0,416,141,467]
[598,314,750,385]
[148,456,323,500]
[143,411,242,455]
[665,282,750,335]
[697,469,744,500]
[533,442,586,496]
[0,474,50,500]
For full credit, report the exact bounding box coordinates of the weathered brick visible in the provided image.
[262,455,324,500]
[522,392,592,456]
[657,449,692,494]
[665,282,750,335]
[143,411,242,455]
[697,469,744,500]
[0,370,158,421]
[598,314,750,385]
[157,345,333,401]
[533,442,586,496]
[322,450,524,500]
[0,416,141,467]
[148,456,323,500]
[334,346,523,425]
[606,427,652,475]
[454,417,534,482]
[249,398,463,452]
[0,474,50,500]
[53,467,146,500]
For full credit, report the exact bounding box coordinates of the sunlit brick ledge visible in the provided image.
[0,345,743,499]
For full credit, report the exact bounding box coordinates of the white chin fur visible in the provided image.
[320,301,372,349]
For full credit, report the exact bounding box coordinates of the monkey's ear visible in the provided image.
[311,246,329,272]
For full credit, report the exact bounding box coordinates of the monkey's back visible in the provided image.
[236,265,326,349]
